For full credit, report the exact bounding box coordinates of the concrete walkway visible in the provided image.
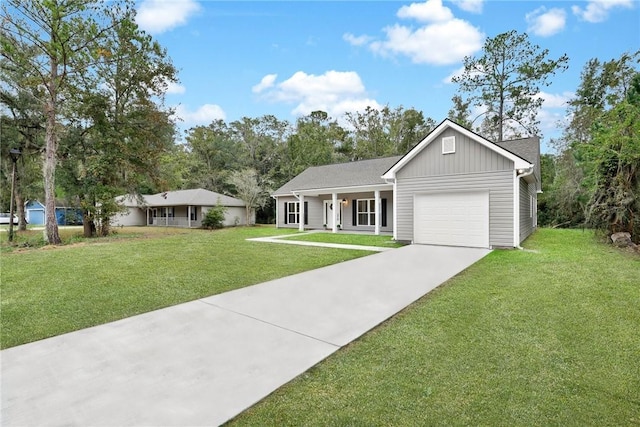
[1,244,490,426]
[246,231,394,252]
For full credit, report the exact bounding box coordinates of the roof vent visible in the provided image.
[442,136,455,154]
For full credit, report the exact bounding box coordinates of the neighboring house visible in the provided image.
[25,199,83,226]
[272,119,540,249]
[112,188,252,228]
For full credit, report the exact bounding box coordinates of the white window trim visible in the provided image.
[286,201,300,224]
[442,136,455,154]
[356,198,376,226]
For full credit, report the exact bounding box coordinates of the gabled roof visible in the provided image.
[118,189,245,208]
[382,119,534,179]
[273,156,401,196]
[495,136,541,190]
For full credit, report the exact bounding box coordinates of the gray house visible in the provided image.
[272,119,540,248]
[112,188,251,228]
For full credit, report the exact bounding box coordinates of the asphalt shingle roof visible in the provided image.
[118,189,245,207]
[273,156,402,196]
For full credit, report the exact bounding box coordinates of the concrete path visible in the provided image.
[1,244,490,426]
[246,232,394,252]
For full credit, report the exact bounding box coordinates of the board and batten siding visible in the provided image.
[395,128,515,247]
[397,128,513,178]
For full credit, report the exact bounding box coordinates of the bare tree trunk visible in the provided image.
[44,60,61,244]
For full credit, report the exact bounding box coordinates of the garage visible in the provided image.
[413,191,489,248]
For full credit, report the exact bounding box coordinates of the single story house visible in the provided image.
[25,199,83,226]
[112,188,252,228]
[272,119,540,249]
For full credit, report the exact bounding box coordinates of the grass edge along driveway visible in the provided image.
[229,228,640,427]
[1,226,380,349]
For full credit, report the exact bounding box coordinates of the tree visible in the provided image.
[284,111,347,180]
[184,120,240,193]
[1,0,126,243]
[452,30,568,141]
[346,105,434,159]
[228,169,270,226]
[580,74,640,241]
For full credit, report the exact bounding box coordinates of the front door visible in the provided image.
[324,200,341,229]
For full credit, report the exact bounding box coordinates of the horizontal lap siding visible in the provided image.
[396,170,514,247]
[519,181,536,243]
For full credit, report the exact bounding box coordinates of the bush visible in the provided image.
[201,203,227,230]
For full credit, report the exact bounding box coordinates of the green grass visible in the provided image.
[229,228,640,426]
[0,226,376,349]
[282,232,405,248]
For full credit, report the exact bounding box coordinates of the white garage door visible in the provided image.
[414,192,489,248]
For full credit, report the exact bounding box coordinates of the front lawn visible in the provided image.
[282,231,405,248]
[229,228,640,426]
[0,226,375,349]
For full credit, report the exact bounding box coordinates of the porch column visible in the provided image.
[332,193,338,233]
[188,205,192,228]
[298,194,305,232]
[374,190,380,236]
[165,208,168,226]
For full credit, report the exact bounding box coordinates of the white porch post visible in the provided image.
[374,190,380,235]
[332,193,338,233]
[165,208,168,226]
[298,194,305,232]
[188,205,192,228]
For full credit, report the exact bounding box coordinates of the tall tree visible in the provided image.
[184,120,240,193]
[1,0,124,243]
[346,105,434,160]
[284,111,347,180]
[452,30,568,141]
[580,73,640,241]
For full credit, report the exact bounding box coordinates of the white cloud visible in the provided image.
[572,0,633,23]
[370,19,484,65]
[254,70,381,118]
[451,0,484,14]
[252,74,277,94]
[136,0,201,34]
[166,81,186,95]
[537,91,573,109]
[443,66,466,84]
[172,104,226,125]
[526,7,566,36]
[343,33,374,46]
[397,0,454,22]
[350,0,484,65]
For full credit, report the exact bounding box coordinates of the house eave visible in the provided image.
[273,183,393,198]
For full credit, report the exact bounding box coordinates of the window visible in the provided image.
[357,199,375,226]
[284,201,308,225]
[442,136,455,154]
[286,201,300,224]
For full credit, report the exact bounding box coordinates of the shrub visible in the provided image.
[201,203,227,230]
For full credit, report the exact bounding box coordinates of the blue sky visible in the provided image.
[135,0,639,151]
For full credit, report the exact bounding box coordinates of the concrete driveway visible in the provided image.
[1,244,490,426]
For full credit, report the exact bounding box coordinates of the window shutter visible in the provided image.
[352,201,357,225]
[381,198,387,227]
[284,202,288,224]
[304,201,309,225]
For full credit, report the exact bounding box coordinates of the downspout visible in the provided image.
[271,195,278,228]
[384,177,397,241]
[514,166,535,249]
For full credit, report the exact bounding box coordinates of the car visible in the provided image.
[0,213,19,225]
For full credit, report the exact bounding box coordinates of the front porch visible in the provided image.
[275,186,393,236]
